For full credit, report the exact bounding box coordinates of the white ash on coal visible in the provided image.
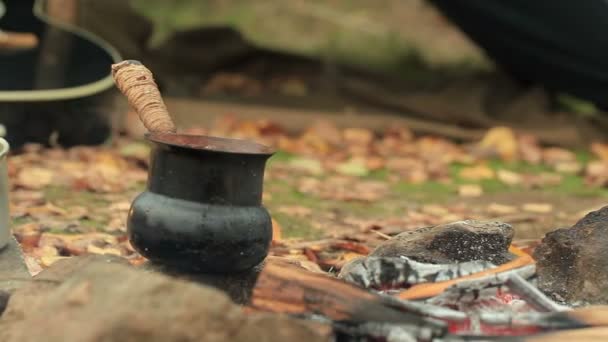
[338,256,496,290]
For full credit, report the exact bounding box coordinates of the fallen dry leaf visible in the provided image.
[517,134,542,164]
[591,142,608,161]
[497,169,522,186]
[522,203,554,214]
[542,147,577,166]
[585,160,608,186]
[271,218,283,242]
[86,244,123,256]
[331,241,371,255]
[15,167,54,189]
[486,203,518,216]
[458,184,483,197]
[477,126,518,161]
[343,128,374,146]
[459,164,495,180]
[522,173,563,188]
[421,204,450,217]
[24,255,42,276]
[39,255,69,268]
[553,161,582,174]
[334,157,369,177]
[276,205,312,217]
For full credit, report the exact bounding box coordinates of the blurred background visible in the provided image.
[3,0,607,147]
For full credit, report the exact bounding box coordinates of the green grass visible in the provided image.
[11,216,33,226]
[44,186,111,206]
[394,181,454,202]
[80,218,108,231]
[271,212,323,239]
[267,151,296,164]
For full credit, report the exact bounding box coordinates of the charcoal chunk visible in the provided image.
[371,220,514,264]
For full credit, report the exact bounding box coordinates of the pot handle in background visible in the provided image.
[111,60,176,134]
[0,30,38,50]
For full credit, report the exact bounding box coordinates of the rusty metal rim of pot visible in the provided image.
[145,132,276,156]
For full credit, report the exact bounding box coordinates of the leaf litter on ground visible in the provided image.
[8,116,608,274]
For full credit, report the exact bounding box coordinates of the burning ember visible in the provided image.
[251,215,608,342]
[335,245,569,339]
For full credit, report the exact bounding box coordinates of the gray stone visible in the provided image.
[141,256,323,304]
[0,257,331,342]
[0,237,30,293]
[141,260,262,305]
[0,237,30,315]
[371,220,514,264]
[535,206,608,305]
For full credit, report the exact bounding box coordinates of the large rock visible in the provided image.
[0,237,31,315]
[0,237,30,293]
[142,256,321,305]
[0,256,331,342]
[534,206,608,305]
[371,220,514,264]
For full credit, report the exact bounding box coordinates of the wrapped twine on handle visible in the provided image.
[0,31,39,50]
[111,60,176,133]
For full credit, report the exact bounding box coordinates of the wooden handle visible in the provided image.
[0,31,38,50]
[111,60,176,134]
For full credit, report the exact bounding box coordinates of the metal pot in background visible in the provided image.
[0,137,10,249]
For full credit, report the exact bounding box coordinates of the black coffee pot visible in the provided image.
[112,60,274,273]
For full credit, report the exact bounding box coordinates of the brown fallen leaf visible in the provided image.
[303,247,319,264]
[297,177,388,202]
[343,128,374,146]
[384,126,414,142]
[421,204,450,217]
[458,184,483,197]
[497,169,522,186]
[586,160,608,186]
[331,241,370,255]
[334,157,369,177]
[542,147,577,166]
[459,164,495,180]
[553,161,582,174]
[365,156,385,171]
[271,218,283,243]
[477,126,518,161]
[24,255,42,276]
[591,142,608,161]
[15,167,54,189]
[39,255,69,268]
[12,222,42,251]
[26,202,68,217]
[486,203,518,216]
[522,203,553,214]
[86,244,123,256]
[276,205,312,217]
[522,172,563,188]
[517,134,543,164]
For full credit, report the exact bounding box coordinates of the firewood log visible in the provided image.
[250,258,441,327]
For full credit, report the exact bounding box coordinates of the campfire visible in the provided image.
[245,214,608,341]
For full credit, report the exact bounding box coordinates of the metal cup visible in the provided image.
[0,138,10,249]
